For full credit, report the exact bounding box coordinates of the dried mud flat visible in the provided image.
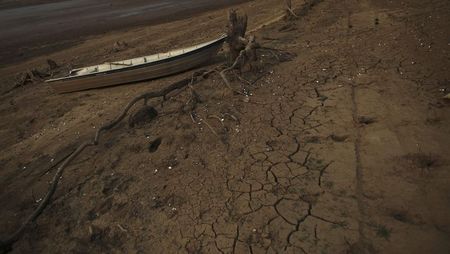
[0,0,449,253]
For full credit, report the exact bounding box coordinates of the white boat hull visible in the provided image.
[47,36,226,93]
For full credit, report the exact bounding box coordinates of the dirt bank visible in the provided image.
[0,0,449,253]
[0,0,249,66]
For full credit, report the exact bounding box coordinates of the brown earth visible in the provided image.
[0,0,250,66]
[0,0,449,253]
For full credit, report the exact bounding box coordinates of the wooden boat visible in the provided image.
[47,35,227,93]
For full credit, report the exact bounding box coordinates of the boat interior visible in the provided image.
[65,35,227,78]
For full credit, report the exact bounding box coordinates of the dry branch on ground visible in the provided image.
[284,0,298,17]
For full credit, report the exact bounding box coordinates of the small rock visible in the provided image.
[330,134,349,142]
[113,41,128,52]
[148,137,162,153]
[358,116,377,125]
[304,136,320,144]
[150,197,163,209]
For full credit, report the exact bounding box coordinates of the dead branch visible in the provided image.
[208,115,225,127]
[223,113,240,123]
[285,0,298,17]
[200,118,220,138]
[181,72,203,113]
[218,70,237,93]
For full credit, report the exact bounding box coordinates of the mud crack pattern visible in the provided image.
[1,0,449,253]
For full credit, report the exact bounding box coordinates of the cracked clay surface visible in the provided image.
[0,0,449,253]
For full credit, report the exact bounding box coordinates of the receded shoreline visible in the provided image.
[0,0,250,66]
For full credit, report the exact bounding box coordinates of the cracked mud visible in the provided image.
[0,0,449,253]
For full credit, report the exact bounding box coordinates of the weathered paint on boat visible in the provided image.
[47,35,227,93]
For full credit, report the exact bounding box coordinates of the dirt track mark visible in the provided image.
[351,83,370,252]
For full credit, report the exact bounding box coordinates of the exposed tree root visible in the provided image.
[219,35,259,93]
[0,70,211,252]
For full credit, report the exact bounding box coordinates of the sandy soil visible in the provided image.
[0,0,249,66]
[0,0,449,253]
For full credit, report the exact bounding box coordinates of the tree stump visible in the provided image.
[227,10,248,63]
